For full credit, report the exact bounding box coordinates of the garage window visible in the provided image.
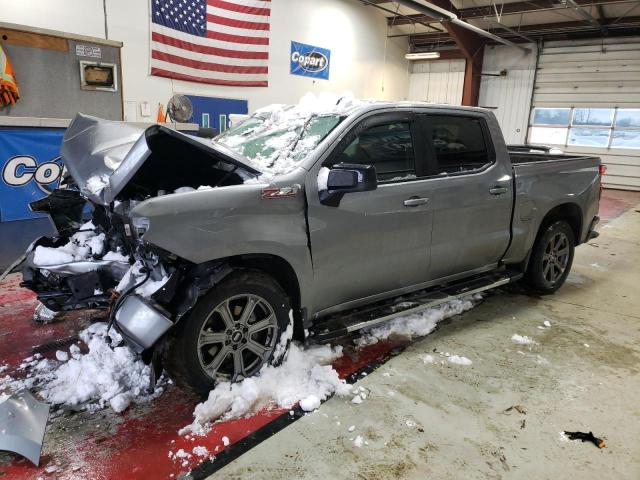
[428,116,491,174]
[611,109,640,149]
[529,107,640,149]
[338,122,416,183]
[568,108,614,147]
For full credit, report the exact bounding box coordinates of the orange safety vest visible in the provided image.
[0,44,20,107]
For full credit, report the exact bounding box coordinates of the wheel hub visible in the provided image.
[196,293,278,382]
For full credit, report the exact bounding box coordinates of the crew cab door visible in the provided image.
[421,113,513,279]
[306,112,433,315]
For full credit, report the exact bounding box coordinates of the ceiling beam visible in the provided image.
[565,0,608,35]
[386,0,638,25]
[411,15,640,46]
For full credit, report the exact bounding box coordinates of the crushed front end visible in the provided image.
[18,113,259,354]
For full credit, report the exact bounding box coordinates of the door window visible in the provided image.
[428,116,491,174]
[336,122,416,183]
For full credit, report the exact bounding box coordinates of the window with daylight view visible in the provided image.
[529,107,640,149]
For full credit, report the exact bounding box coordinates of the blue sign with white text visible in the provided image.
[290,41,330,80]
[0,128,66,222]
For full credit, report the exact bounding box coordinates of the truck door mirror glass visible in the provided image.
[320,163,377,207]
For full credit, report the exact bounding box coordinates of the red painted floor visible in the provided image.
[0,273,407,480]
[599,188,640,224]
[1,189,638,479]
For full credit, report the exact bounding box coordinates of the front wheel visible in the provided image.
[524,220,575,294]
[163,270,292,396]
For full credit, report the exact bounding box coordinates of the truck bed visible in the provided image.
[507,145,597,165]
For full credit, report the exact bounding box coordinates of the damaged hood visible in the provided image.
[60,114,261,206]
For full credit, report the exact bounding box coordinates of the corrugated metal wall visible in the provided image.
[531,37,640,190]
[408,59,465,105]
[479,45,537,144]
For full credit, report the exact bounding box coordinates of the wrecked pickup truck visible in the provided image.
[18,99,602,395]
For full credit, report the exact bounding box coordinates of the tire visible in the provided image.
[163,270,292,397]
[525,220,575,294]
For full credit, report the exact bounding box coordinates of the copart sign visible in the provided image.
[0,128,65,222]
[290,41,330,80]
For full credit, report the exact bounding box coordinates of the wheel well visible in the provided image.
[228,254,304,340]
[539,203,582,243]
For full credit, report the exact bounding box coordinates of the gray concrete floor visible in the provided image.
[214,205,640,480]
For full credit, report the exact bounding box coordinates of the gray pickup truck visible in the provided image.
[18,101,602,394]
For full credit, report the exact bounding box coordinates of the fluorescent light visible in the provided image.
[405,52,441,61]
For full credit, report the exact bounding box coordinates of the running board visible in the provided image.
[309,270,521,343]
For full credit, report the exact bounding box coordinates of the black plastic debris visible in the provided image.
[564,430,606,449]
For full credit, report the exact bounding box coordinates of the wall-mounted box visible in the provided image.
[80,61,118,92]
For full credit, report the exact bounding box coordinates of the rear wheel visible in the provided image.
[164,270,291,396]
[525,220,575,294]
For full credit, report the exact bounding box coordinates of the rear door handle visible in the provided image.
[489,186,508,195]
[403,197,430,207]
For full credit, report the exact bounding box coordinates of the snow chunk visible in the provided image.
[421,354,435,364]
[192,446,210,457]
[543,320,552,327]
[447,355,472,366]
[174,186,196,194]
[32,221,107,267]
[317,167,330,192]
[348,425,356,432]
[86,174,109,195]
[512,334,536,345]
[180,342,349,435]
[222,436,230,446]
[355,296,481,347]
[103,250,130,262]
[33,246,74,265]
[300,395,321,412]
[55,350,69,362]
[353,435,364,448]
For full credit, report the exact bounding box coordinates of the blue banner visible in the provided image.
[290,41,330,80]
[0,127,66,222]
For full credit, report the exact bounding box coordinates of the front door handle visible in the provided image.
[403,197,430,207]
[489,186,508,195]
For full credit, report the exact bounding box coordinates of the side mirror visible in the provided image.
[319,163,377,207]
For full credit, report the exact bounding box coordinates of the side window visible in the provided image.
[336,122,416,183]
[429,116,491,174]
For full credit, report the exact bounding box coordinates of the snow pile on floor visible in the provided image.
[180,341,350,436]
[32,221,107,266]
[0,323,163,413]
[511,334,536,345]
[39,323,161,412]
[355,295,481,347]
[217,92,369,176]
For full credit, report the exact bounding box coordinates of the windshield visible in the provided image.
[216,113,343,175]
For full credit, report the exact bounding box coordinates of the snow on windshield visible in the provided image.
[216,92,369,175]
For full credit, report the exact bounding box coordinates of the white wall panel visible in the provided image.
[531,37,640,190]
[478,45,536,144]
[0,0,410,114]
[407,59,464,105]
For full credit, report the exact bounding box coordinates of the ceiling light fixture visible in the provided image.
[405,52,441,60]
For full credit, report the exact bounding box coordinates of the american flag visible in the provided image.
[150,0,270,87]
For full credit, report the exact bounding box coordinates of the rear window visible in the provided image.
[429,116,491,174]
